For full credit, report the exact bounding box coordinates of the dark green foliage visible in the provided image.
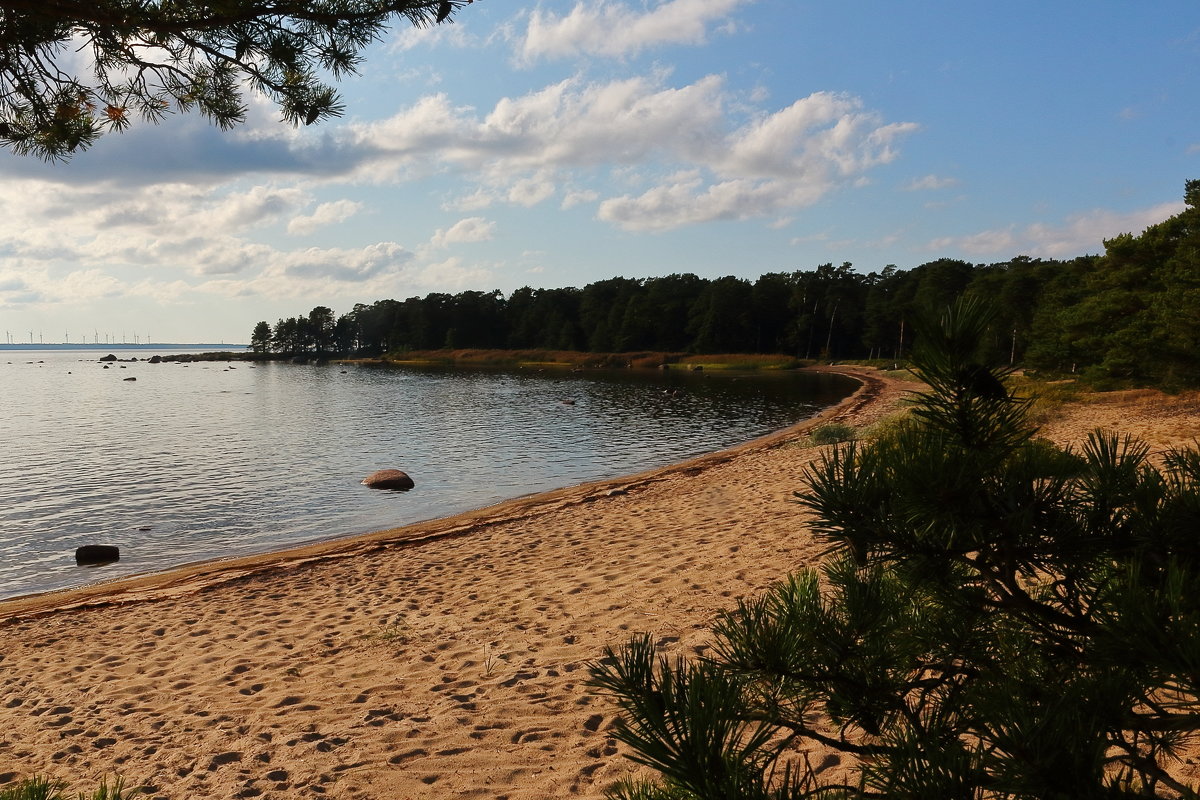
[589,297,1200,799]
[249,320,273,354]
[248,181,1200,386]
[0,0,473,159]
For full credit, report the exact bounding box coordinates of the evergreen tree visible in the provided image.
[249,320,272,353]
[1,0,475,159]
[591,297,1200,799]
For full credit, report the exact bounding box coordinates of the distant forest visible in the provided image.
[252,180,1200,388]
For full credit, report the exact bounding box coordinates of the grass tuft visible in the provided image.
[0,776,129,800]
[809,423,857,446]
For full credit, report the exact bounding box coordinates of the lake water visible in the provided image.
[0,349,856,600]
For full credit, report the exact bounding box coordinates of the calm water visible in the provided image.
[0,349,855,599]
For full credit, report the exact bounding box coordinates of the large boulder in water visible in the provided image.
[75,545,120,565]
[362,469,415,491]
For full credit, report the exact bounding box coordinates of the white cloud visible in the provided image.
[445,187,498,212]
[350,74,729,179]
[507,173,556,206]
[599,174,829,231]
[592,92,917,231]
[276,242,414,282]
[903,174,958,191]
[389,16,475,51]
[287,199,364,235]
[0,176,428,308]
[562,188,599,209]
[347,77,915,230]
[926,201,1186,258]
[10,71,916,236]
[517,0,751,63]
[206,186,309,230]
[431,217,497,248]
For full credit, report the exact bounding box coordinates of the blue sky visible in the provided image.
[0,0,1196,344]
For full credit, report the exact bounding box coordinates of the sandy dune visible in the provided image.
[6,369,1195,799]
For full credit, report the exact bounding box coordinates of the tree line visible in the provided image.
[252,180,1199,388]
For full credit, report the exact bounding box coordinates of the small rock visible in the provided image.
[123,377,136,381]
[99,354,117,362]
[75,545,120,565]
[362,469,415,491]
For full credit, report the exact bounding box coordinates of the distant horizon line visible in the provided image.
[0,343,249,350]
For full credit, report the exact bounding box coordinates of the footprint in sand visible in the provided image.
[388,748,428,765]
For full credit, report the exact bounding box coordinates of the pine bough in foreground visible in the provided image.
[590,297,1200,799]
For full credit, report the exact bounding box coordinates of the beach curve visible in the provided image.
[0,365,916,799]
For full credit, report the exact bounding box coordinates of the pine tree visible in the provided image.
[0,0,475,159]
[590,296,1200,799]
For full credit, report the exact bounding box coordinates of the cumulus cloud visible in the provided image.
[591,92,917,231]
[517,0,751,63]
[0,62,920,321]
[207,186,309,230]
[926,201,1186,258]
[352,74,727,178]
[0,267,123,308]
[277,242,414,282]
[287,200,364,236]
[599,174,826,231]
[4,70,916,235]
[347,77,915,230]
[0,175,424,309]
[431,217,497,248]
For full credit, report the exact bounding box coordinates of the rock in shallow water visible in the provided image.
[361,469,415,491]
[75,545,120,565]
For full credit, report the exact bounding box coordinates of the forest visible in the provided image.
[252,180,1200,388]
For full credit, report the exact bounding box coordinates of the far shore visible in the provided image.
[136,346,824,370]
[4,368,1198,798]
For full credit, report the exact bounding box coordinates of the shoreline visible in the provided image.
[0,365,920,799]
[0,366,894,623]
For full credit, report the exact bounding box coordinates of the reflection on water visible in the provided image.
[0,350,856,599]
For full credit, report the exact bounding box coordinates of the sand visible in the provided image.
[2,369,1197,799]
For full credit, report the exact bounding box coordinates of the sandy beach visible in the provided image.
[3,368,1199,799]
